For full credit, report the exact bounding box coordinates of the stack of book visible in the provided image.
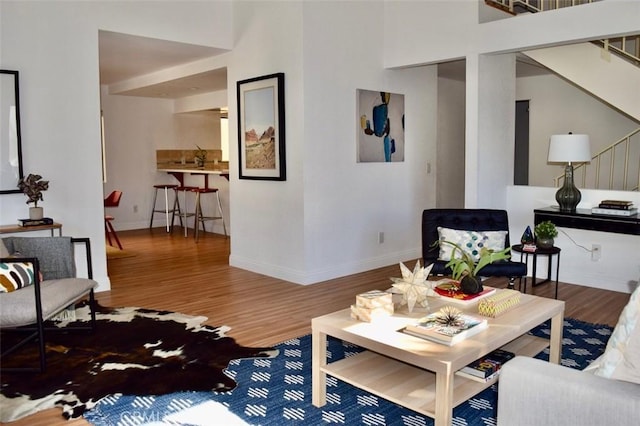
[591,200,637,217]
[456,348,515,382]
[18,217,54,227]
[403,312,488,346]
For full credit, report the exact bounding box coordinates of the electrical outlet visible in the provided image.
[133,205,138,213]
[591,244,601,261]
[378,231,384,244]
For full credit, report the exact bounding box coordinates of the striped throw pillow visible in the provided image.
[0,262,35,293]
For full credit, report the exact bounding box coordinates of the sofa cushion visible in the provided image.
[0,262,35,293]
[437,227,507,262]
[592,283,640,385]
[0,278,97,327]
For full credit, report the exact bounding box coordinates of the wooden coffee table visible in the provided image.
[312,293,564,426]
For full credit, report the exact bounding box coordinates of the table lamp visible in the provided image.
[548,133,591,212]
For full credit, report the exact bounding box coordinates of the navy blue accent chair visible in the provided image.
[422,209,527,288]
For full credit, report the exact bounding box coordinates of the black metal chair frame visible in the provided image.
[0,237,97,373]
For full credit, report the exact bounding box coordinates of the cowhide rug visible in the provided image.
[0,302,278,422]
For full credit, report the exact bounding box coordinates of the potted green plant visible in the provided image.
[439,240,512,294]
[17,173,49,220]
[534,221,558,249]
[194,145,207,167]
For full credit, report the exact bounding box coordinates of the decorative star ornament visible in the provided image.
[390,261,438,312]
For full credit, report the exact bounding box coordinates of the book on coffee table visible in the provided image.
[456,348,515,382]
[403,312,488,346]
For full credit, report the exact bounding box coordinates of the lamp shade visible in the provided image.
[548,134,591,163]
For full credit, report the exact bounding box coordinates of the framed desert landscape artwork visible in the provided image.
[357,89,405,163]
[237,73,286,181]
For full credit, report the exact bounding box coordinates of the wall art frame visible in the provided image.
[0,69,25,194]
[356,89,405,163]
[236,72,286,181]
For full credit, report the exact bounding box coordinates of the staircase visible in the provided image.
[486,0,596,14]
[522,41,640,121]
[485,0,640,192]
[554,129,640,191]
[593,36,640,67]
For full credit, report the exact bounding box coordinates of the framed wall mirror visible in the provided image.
[0,69,24,194]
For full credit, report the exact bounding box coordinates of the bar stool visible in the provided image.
[189,187,227,242]
[175,186,200,237]
[149,184,183,232]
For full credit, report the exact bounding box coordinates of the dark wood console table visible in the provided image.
[534,207,639,236]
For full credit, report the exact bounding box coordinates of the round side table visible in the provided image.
[511,244,561,299]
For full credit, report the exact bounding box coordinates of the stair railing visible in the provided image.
[485,0,595,14]
[554,128,640,191]
[594,35,640,66]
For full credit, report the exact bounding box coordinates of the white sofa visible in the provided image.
[497,356,640,426]
[497,283,640,426]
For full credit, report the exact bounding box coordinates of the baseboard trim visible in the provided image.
[229,248,421,285]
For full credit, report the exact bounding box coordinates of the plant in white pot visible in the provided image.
[17,173,49,220]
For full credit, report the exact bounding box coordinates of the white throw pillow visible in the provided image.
[593,283,640,384]
[437,227,508,262]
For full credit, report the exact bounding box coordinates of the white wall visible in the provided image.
[227,1,306,280]
[385,1,640,68]
[517,74,639,188]
[227,1,437,284]
[507,186,640,293]
[0,1,233,291]
[301,2,436,283]
[2,1,638,293]
[436,75,466,208]
[385,0,640,293]
[102,89,173,230]
[467,53,516,209]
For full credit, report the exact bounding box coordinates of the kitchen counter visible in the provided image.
[157,165,229,174]
[158,166,230,188]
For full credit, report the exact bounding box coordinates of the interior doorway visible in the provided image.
[514,100,530,186]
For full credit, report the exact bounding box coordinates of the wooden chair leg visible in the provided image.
[105,219,123,250]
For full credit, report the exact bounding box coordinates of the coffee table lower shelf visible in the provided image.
[320,334,548,418]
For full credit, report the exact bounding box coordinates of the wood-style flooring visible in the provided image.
[4,227,631,425]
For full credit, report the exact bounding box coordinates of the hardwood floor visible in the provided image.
[4,227,631,426]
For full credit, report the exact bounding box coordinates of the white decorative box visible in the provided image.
[355,290,393,309]
[350,303,394,322]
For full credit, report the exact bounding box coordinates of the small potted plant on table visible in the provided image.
[439,241,512,294]
[534,221,558,249]
[17,173,49,220]
[194,145,207,168]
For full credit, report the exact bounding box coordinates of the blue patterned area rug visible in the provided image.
[85,318,612,426]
